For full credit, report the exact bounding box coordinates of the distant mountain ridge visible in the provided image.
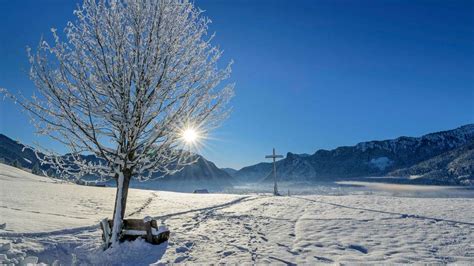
[0,134,232,188]
[154,154,233,184]
[233,124,474,185]
[221,167,237,176]
[0,134,43,169]
[2,124,473,187]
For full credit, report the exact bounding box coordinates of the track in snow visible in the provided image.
[293,196,474,226]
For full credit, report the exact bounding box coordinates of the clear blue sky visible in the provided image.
[1,0,473,169]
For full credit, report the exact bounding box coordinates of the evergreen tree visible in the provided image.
[11,159,22,168]
[32,162,43,176]
[46,168,57,178]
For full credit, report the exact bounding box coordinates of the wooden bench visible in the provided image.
[100,217,170,249]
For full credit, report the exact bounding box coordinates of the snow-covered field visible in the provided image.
[1,163,473,264]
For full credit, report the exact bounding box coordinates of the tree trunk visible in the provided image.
[110,168,132,246]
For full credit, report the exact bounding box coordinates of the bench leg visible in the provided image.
[145,221,153,243]
[100,218,111,249]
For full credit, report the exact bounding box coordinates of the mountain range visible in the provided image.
[233,124,474,185]
[1,124,473,186]
[0,133,232,190]
[0,134,43,169]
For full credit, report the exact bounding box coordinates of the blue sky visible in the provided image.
[0,0,473,169]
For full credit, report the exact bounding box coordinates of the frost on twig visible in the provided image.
[0,0,233,182]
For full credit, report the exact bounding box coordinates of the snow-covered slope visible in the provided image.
[388,140,474,185]
[235,124,474,183]
[0,163,237,234]
[1,163,473,264]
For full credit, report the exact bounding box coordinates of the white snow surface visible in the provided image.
[1,163,473,264]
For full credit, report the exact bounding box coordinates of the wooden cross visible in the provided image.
[265,148,283,196]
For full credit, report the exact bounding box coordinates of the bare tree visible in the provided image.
[1,0,233,246]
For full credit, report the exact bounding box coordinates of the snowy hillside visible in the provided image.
[389,140,474,185]
[1,163,473,264]
[235,124,474,184]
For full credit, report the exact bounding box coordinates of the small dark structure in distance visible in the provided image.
[193,189,209,194]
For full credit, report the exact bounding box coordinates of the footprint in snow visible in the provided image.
[314,256,333,263]
[347,244,368,254]
[174,256,188,263]
[222,251,234,257]
[175,246,188,253]
[234,245,249,252]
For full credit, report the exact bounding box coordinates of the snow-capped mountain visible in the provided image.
[234,124,474,184]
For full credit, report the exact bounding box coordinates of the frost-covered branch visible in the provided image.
[1,0,233,182]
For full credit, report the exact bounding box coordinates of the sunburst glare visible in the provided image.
[182,128,199,144]
[179,124,207,152]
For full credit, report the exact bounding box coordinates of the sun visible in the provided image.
[182,128,199,144]
[178,123,207,150]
